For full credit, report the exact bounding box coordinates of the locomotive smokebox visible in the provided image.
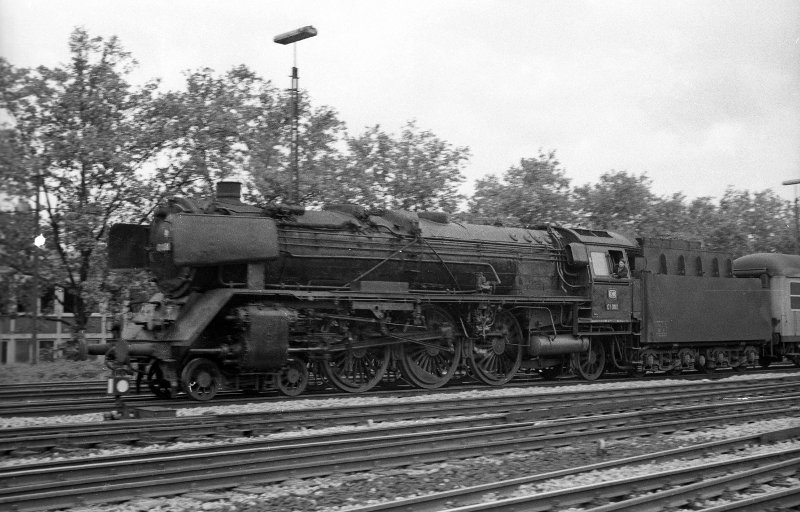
[529,335,590,356]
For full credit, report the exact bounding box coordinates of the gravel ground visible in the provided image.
[4,370,800,511]
[54,417,800,512]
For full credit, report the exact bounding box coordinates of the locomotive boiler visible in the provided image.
[96,182,778,400]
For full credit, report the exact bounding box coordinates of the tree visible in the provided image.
[709,188,795,256]
[469,150,572,225]
[341,121,469,211]
[573,170,656,234]
[247,88,347,206]
[0,28,170,345]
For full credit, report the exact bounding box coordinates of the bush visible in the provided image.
[0,360,108,384]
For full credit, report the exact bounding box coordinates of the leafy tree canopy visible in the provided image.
[469,150,573,226]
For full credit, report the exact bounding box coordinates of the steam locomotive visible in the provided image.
[94,182,800,400]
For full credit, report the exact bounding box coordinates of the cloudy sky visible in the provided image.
[1,0,798,203]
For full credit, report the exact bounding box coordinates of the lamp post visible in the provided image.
[274,25,317,204]
[31,171,43,365]
[784,179,800,254]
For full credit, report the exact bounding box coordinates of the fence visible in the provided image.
[0,313,112,364]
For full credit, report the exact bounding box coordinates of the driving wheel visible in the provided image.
[398,305,462,389]
[469,310,523,386]
[323,345,390,393]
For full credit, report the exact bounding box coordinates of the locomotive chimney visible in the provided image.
[216,182,242,202]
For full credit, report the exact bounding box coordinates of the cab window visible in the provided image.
[590,251,610,277]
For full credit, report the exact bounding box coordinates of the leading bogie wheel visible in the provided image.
[274,358,309,396]
[398,305,462,389]
[181,358,222,401]
[572,338,606,381]
[468,310,523,386]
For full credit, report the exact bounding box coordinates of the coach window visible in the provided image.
[677,255,686,275]
[712,258,720,277]
[791,282,800,310]
[590,251,611,277]
[696,256,704,276]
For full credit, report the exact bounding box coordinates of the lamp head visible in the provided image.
[274,26,317,45]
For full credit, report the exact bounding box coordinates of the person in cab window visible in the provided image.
[614,259,628,279]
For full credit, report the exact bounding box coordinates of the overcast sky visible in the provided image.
[1,0,798,203]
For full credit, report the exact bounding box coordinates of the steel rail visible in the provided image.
[436,451,800,511]
[0,383,800,455]
[693,487,800,511]
[3,379,800,455]
[0,371,780,416]
[2,370,797,416]
[1,401,799,510]
[344,426,800,512]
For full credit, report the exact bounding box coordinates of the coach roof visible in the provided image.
[733,253,800,278]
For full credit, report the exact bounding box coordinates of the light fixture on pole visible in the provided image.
[274,25,317,204]
[31,171,43,365]
[783,178,800,254]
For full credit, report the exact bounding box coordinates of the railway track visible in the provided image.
[346,428,800,511]
[3,377,800,456]
[2,395,799,511]
[0,381,108,400]
[2,367,798,417]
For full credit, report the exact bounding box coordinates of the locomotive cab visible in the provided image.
[554,228,637,332]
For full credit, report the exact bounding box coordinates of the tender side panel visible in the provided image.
[642,274,771,344]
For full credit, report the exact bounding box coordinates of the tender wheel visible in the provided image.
[398,305,462,389]
[274,358,309,396]
[572,338,606,381]
[147,361,173,399]
[469,310,523,386]
[695,353,712,373]
[323,346,390,393]
[181,358,222,401]
[734,345,759,372]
